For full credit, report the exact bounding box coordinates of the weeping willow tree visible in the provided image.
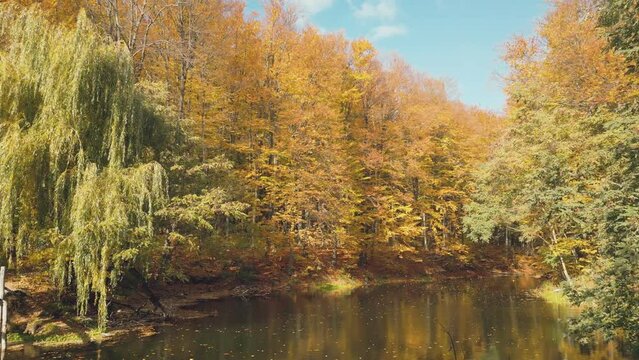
[0,5,171,329]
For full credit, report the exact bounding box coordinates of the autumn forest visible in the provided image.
[0,0,638,358]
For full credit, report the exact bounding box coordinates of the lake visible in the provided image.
[23,276,627,359]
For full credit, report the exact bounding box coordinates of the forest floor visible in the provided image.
[3,244,551,355]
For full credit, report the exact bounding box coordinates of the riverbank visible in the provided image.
[4,245,548,356]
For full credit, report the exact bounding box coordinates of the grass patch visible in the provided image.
[372,277,431,285]
[533,282,571,306]
[311,272,362,295]
[33,332,86,346]
[8,325,103,348]
[7,332,34,344]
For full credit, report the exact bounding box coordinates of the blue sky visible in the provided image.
[245,0,549,113]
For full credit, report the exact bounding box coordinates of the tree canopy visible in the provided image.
[465,0,639,345]
[0,4,172,329]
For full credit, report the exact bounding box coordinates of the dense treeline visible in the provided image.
[465,0,639,347]
[5,0,636,349]
[0,0,500,329]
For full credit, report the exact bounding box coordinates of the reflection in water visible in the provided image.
[26,277,626,359]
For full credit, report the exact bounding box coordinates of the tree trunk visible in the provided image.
[505,227,510,247]
[332,235,339,267]
[130,268,168,318]
[178,63,188,119]
[422,212,428,250]
[551,228,573,285]
[559,255,572,285]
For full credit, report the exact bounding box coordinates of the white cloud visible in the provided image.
[293,0,335,16]
[292,0,334,28]
[370,24,406,39]
[353,0,397,21]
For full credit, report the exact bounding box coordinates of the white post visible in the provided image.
[0,266,7,353]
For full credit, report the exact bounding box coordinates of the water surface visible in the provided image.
[28,277,628,359]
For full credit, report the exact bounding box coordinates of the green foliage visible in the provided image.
[0,5,170,329]
[599,0,639,71]
[467,99,639,346]
[464,110,596,251]
[565,113,639,345]
[160,155,247,230]
[465,0,639,346]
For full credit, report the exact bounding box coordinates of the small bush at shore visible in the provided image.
[533,282,571,306]
[311,273,362,295]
